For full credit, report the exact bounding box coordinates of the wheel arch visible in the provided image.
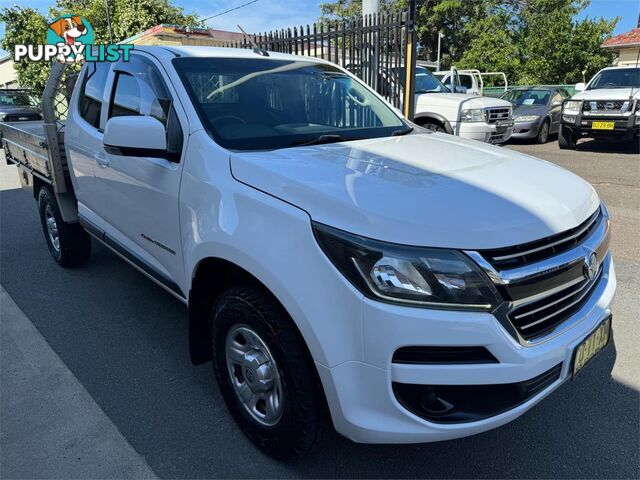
[413,113,454,134]
[188,256,316,369]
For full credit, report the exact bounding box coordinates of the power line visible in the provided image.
[202,0,261,22]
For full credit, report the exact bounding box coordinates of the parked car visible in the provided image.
[412,67,514,143]
[1,47,615,460]
[434,69,508,97]
[0,89,42,122]
[560,66,639,149]
[501,86,572,143]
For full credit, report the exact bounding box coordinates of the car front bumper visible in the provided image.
[457,121,514,144]
[317,255,616,444]
[511,119,542,139]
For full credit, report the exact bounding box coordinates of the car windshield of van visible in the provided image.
[587,68,640,89]
[501,89,551,106]
[0,92,36,107]
[173,57,409,151]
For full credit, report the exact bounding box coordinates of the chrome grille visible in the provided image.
[485,107,511,123]
[480,208,602,270]
[508,267,603,340]
[582,100,631,115]
[466,205,610,345]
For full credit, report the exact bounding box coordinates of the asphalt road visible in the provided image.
[1,137,639,479]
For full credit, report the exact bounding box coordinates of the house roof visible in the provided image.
[119,24,249,45]
[603,28,640,48]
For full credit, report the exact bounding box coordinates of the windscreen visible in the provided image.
[501,89,551,106]
[174,57,407,150]
[0,92,36,107]
[416,72,449,93]
[587,68,640,89]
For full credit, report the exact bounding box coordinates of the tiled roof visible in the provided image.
[603,28,640,48]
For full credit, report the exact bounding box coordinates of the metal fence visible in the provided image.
[223,10,417,116]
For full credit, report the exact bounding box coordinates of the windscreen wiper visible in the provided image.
[290,134,362,147]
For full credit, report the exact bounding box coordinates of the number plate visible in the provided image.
[572,316,611,378]
[591,121,615,130]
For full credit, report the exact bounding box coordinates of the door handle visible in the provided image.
[95,154,110,168]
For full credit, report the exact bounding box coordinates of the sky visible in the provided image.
[0,0,638,54]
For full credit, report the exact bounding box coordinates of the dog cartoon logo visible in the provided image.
[46,15,95,63]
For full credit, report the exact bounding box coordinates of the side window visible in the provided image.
[79,62,110,129]
[110,73,141,117]
[460,74,474,89]
[108,56,183,159]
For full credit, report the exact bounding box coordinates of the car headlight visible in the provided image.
[460,108,485,123]
[563,100,581,114]
[515,115,540,122]
[313,223,500,310]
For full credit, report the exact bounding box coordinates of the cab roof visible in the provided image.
[135,45,331,64]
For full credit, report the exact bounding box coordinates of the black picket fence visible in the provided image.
[223,12,416,112]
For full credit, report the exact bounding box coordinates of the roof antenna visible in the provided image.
[237,24,269,57]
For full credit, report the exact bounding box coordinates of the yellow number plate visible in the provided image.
[573,316,611,377]
[591,121,615,130]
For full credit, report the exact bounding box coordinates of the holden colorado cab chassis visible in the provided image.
[1,47,616,459]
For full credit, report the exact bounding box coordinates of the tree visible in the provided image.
[459,0,618,84]
[0,7,51,93]
[0,0,201,92]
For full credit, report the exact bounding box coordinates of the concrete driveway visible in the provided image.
[1,138,638,479]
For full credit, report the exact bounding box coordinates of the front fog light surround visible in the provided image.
[313,223,501,310]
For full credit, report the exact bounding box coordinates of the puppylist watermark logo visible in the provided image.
[14,14,133,64]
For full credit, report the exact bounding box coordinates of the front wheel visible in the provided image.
[558,124,578,149]
[38,187,91,267]
[536,119,550,144]
[210,286,327,460]
[418,120,447,133]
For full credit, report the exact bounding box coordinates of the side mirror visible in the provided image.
[575,82,586,92]
[103,116,167,157]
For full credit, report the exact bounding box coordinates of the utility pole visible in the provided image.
[105,0,114,43]
[436,32,444,71]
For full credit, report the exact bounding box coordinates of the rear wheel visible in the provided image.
[536,119,550,144]
[38,187,91,267]
[210,286,327,460]
[558,124,578,149]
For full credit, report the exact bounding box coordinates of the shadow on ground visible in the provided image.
[2,186,638,479]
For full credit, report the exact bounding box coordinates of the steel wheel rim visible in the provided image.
[225,325,284,426]
[45,205,60,253]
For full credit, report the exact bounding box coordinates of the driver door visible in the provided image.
[93,53,188,297]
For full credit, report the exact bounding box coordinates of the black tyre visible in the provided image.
[38,187,91,267]
[536,119,550,144]
[418,119,447,133]
[558,124,577,149]
[210,286,327,460]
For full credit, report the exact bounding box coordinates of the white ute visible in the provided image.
[1,47,616,459]
[413,67,514,143]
